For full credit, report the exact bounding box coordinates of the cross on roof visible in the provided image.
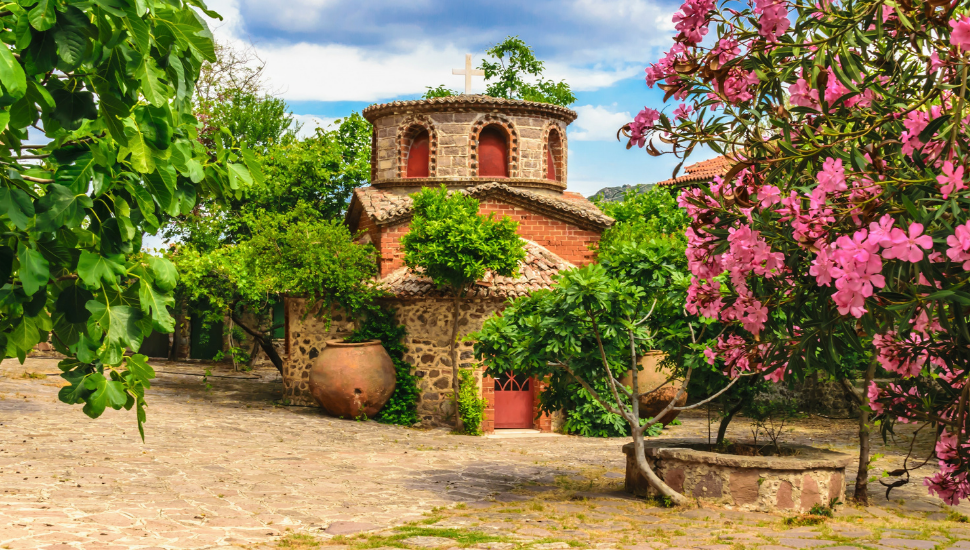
[452,54,485,95]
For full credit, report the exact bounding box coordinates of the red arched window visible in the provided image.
[478,125,509,178]
[546,128,563,182]
[406,129,430,178]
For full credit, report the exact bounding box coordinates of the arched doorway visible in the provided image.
[406,129,430,178]
[478,125,509,178]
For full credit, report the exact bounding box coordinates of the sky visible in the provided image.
[200,0,718,198]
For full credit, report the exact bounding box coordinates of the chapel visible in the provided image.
[281,94,614,432]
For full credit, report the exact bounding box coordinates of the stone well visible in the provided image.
[622,439,853,512]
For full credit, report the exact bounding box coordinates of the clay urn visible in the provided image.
[620,351,686,426]
[309,340,396,419]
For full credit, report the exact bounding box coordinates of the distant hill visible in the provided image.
[589,183,654,202]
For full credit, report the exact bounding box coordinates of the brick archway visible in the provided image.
[542,123,567,185]
[470,115,519,178]
[396,116,438,179]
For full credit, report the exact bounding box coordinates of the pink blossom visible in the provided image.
[789,78,819,109]
[930,51,944,72]
[946,221,970,269]
[925,470,970,506]
[673,103,694,120]
[627,107,660,148]
[867,381,884,415]
[703,347,717,365]
[817,157,848,195]
[712,37,741,65]
[950,15,970,50]
[937,161,967,199]
[882,223,933,263]
[672,0,716,45]
[757,185,782,208]
[754,0,790,40]
[764,367,785,383]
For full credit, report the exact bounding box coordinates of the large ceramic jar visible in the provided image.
[620,351,686,426]
[309,340,397,419]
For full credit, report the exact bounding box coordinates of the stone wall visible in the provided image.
[371,110,570,188]
[623,442,851,513]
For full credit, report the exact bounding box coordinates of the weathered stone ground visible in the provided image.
[1,357,968,550]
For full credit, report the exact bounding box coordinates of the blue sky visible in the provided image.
[203,0,714,197]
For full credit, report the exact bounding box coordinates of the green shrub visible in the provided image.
[348,307,419,426]
[456,369,486,435]
[560,382,663,438]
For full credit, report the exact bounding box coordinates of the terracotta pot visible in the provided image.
[309,340,396,419]
[620,351,686,426]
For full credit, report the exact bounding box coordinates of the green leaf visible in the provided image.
[132,56,169,107]
[50,89,98,131]
[35,183,87,232]
[55,152,96,193]
[55,283,94,324]
[77,250,127,287]
[0,41,27,99]
[0,187,35,230]
[138,279,175,332]
[104,380,128,408]
[147,256,178,291]
[85,300,144,365]
[227,163,253,189]
[93,0,128,16]
[9,315,42,352]
[82,372,108,418]
[126,354,155,388]
[144,169,175,213]
[18,247,50,296]
[241,148,265,185]
[53,6,92,66]
[28,0,57,31]
[123,11,151,53]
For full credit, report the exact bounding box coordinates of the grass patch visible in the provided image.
[276,532,324,549]
[784,514,829,527]
[19,372,45,379]
[947,511,969,523]
[347,525,514,549]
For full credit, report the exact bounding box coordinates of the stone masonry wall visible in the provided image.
[388,298,504,426]
[372,111,569,186]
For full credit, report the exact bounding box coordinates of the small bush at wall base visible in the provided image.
[348,307,419,426]
[456,369,486,436]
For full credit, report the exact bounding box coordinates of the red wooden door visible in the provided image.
[494,373,534,428]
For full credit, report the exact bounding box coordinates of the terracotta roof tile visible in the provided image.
[350,183,614,230]
[656,156,734,187]
[362,94,577,123]
[378,240,574,299]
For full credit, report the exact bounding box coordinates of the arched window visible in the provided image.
[406,129,430,178]
[478,125,509,178]
[546,128,564,183]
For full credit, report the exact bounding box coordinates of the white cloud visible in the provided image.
[569,104,632,142]
[291,114,340,138]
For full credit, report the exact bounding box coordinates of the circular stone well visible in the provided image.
[622,439,853,512]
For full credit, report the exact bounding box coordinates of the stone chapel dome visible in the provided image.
[362,95,578,192]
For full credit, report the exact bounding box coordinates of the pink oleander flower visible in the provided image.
[951,15,970,50]
[712,37,741,65]
[764,366,785,383]
[757,185,782,208]
[627,107,660,148]
[946,221,970,269]
[754,0,790,39]
[790,78,819,109]
[937,161,967,199]
[867,381,884,415]
[673,103,694,120]
[882,223,933,263]
[817,157,848,195]
[703,347,717,365]
[930,51,944,71]
[925,470,970,506]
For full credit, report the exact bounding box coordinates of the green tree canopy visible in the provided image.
[402,185,526,431]
[0,0,259,436]
[479,36,576,107]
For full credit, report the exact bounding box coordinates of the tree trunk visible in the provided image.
[230,312,284,375]
[716,398,744,446]
[631,427,689,505]
[451,289,464,433]
[853,359,878,504]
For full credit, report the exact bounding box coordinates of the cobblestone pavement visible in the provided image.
[0,358,967,550]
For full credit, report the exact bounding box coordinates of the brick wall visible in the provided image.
[377,198,601,276]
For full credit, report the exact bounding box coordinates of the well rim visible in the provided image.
[622,439,853,470]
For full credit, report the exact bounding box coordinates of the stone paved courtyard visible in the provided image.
[1,357,968,550]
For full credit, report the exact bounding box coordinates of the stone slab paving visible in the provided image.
[1,357,969,550]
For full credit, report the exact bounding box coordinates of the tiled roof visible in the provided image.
[349,183,614,231]
[378,240,574,299]
[656,156,734,187]
[362,94,577,124]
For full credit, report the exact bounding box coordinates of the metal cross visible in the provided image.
[452,54,484,94]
